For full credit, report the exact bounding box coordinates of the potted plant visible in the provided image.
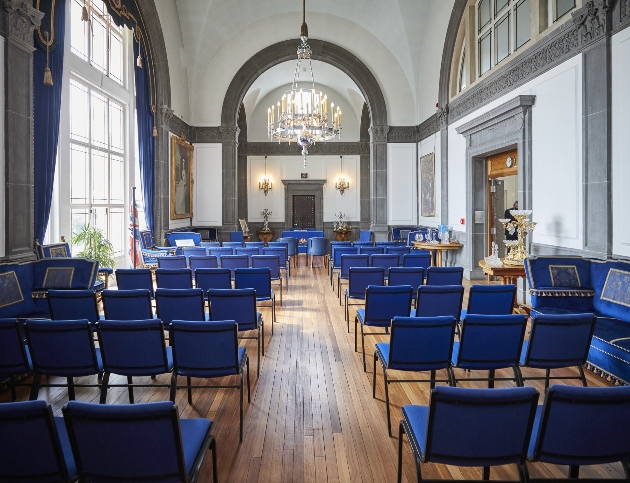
[333,212,351,241]
[71,224,115,280]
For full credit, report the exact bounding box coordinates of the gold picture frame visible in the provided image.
[170,135,194,220]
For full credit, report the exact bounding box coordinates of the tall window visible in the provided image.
[549,0,576,23]
[458,46,467,92]
[477,0,531,77]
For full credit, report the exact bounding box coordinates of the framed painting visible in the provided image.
[170,135,194,219]
[420,153,435,217]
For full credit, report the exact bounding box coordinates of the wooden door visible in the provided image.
[292,195,315,229]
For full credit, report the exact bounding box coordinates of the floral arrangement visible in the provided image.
[261,209,272,231]
[334,212,350,231]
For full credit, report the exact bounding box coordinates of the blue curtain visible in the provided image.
[33,0,66,243]
[133,38,155,234]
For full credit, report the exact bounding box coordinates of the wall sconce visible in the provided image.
[335,155,350,195]
[259,155,272,196]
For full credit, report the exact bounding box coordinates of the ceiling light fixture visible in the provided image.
[259,155,273,195]
[335,155,349,195]
[267,0,342,168]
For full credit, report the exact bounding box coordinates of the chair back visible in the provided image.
[234,268,273,299]
[329,241,352,257]
[157,256,187,269]
[331,246,358,268]
[209,247,234,259]
[375,241,396,247]
[207,289,258,330]
[388,267,425,298]
[245,241,266,249]
[307,237,328,257]
[195,268,232,291]
[267,241,288,250]
[467,284,515,315]
[425,266,464,285]
[262,247,288,269]
[358,246,384,255]
[358,230,373,243]
[115,269,154,297]
[155,268,193,289]
[182,247,207,266]
[403,252,431,268]
[24,319,101,376]
[522,313,596,368]
[47,289,99,322]
[102,289,153,320]
[347,267,385,299]
[419,385,538,466]
[385,246,410,264]
[352,241,374,248]
[251,255,281,280]
[370,254,400,277]
[0,400,76,482]
[388,316,456,371]
[189,255,219,271]
[170,320,240,378]
[220,255,249,277]
[455,314,527,369]
[339,254,370,278]
[223,241,244,248]
[530,384,630,465]
[200,241,220,248]
[155,288,205,324]
[275,238,297,256]
[415,285,464,319]
[0,319,31,378]
[139,230,157,249]
[363,285,413,327]
[62,401,196,483]
[229,231,245,243]
[235,247,261,266]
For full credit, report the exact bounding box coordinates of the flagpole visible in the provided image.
[132,186,137,269]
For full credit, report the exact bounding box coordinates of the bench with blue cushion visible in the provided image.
[525,256,630,385]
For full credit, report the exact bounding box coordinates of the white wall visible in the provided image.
[0,35,4,258]
[418,132,442,227]
[612,28,630,258]
[247,155,360,225]
[387,143,417,225]
[192,143,222,226]
[448,54,583,250]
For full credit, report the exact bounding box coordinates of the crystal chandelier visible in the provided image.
[267,0,342,168]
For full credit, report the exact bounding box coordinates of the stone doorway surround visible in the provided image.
[282,180,326,232]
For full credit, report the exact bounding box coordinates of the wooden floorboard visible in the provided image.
[2,262,623,482]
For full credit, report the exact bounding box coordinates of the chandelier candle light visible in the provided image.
[335,155,349,195]
[267,0,342,168]
[259,155,273,196]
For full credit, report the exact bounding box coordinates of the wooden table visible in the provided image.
[333,229,351,241]
[257,230,274,246]
[412,241,463,266]
[478,259,526,308]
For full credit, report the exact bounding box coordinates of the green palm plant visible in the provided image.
[71,223,115,271]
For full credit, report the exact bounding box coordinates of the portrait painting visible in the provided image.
[170,135,194,219]
[420,153,435,217]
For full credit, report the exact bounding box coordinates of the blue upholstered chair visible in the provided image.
[370,254,400,281]
[220,254,249,280]
[268,241,291,274]
[182,246,207,266]
[412,285,465,320]
[223,241,244,249]
[460,284,516,319]
[425,266,464,285]
[200,241,221,248]
[24,319,102,401]
[155,288,206,324]
[329,245,357,287]
[527,384,630,479]
[235,267,276,330]
[208,288,264,376]
[337,254,370,298]
[229,231,245,243]
[451,314,527,387]
[252,255,283,306]
[519,313,596,388]
[385,246,410,264]
[355,285,413,371]
[353,241,375,248]
[155,268,193,289]
[157,255,187,269]
[344,267,385,327]
[245,241,266,249]
[97,319,172,404]
[209,246,234,261]
[101,289,153,320]
[263,247,289,286]
[307,237,328,268]
[375,241,396,247]
[358,230,374,243]
[374,315,457,436]
[0,319,33,401]
[388,267,425,302]
[358,245,384,256]
[403,252,432,268]
[48,289,101,323]
[397,386,539,483]
[62,400,217,483]
[0,400,78,482]
[235,246,261,266]
[194,268,232,292]
[276,237,298,269]
[115,268,154,298]
[170,320,250,442]
[189,255,219,271]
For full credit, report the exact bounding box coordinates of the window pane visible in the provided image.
[70,80,89,143]
[516,0,531,49]
[71,208,91,253]
[110,155,124,204]
[495,0,509,15]
[92,150,109,204]
[92,207,108,238]
[479,31,492,76]
[91,14,107,74]
[458,47,467,92]
[495,13,510,64]
[91,91,108,150]
[70,0,88,60]
[556,0,575,20]
[109,31,123,85]
[109,208,125,257]
[478,0,491,31]
[70,144,89,204]
[110,100,124,153]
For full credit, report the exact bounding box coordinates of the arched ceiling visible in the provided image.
[160,0,455,126]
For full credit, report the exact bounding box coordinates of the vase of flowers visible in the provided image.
[333,212,351,241]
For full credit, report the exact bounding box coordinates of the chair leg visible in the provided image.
[257,327,261,377]
[384,369,392,437]
[239,373,244,443]
[100,372,110,404]
[354,316,358,350]
[68,377,76,401]
[271,299,275,336]
[578,364,588,387]
[127,376,134,404]
[9,376,16,401]
[261,320,265,356]
[513,365,524,387]
[210,437,218,483]
[246,356,251,403]
[447,366,456,386]
[398,422,405,483]
[488,369,495,389]
[483,467,490,480]
[568,466,579,479]
[29,373,41,401]
[430,370,436,389]
[361,324,367,372]
[545,368,551,389]
[170,373,177,402]
[373,352,378,398]
[187,376,193,404]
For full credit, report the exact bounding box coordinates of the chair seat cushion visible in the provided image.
[180,418,213,475]
[401,405,429,460]
[519,340,529,365]
[54,416,78,479]
[345,288,366,300]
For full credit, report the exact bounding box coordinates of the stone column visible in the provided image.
[2,0,43,261]
[437,107,449,226]
[368,125,389,241]
[220,125,240,241]
[154,105,174,244]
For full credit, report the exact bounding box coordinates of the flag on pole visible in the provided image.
[129,202,141,268]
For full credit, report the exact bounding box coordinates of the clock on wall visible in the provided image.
[505,156,515,168]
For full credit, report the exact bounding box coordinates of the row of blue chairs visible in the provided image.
[397,383,630,483]
[0,399,218,482]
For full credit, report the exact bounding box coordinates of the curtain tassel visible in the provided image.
[152,125,158,137]
[43,31,53,86]
[136,42,143,68]
[152,106,158,137]
[81,4,89,21]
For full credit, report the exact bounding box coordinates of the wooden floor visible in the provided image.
[3,260,624,482]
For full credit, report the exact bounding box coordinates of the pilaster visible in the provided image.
[220,125,240,240]
[368,125,389,241]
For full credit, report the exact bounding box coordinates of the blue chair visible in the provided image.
[97,319,172,404]
[403,252,432,268]
[398,386,539,483]
[460,284,516,319]
[235,267,276,330]
[452,314,528,387]
[276,237,298,269]
[358,246,384,256]
[101,289,153,320]
[353,241,375,248]
[209,246,234,261]
[0,400,77,482]
[388,267,425,302]
[263,247,289,286]
[235,246,261,266]
[220,254,249,279]
[307,237,328,268]
[48,289,100,323]
[115,268,154,298]
[425,266,464,285]
[189,255,219,271]
[24,319,102,401]
[170,320,250,442]
[155,268,193,289]
[329,246,357,287]
[0,319,33,401]
[195,268,232,291]
[337,254,370,298]
[355,285,413,371]
[374,315,457,436]
[155,288,206,324]
[328,241,352,263]
[527,384,630,479]
[62,400,217,483]
[385,246,411,264]
[358,230,374,243]
[137,230,177,268]
[245,241,265,249]
[223,241,244,248]
[519,313,596,388]
[200,241,221,248]
[182,246,207,266]
[229,231,245,243]
[413,285,465,320]
[370,253,400,281]
[157,255,188,269]
[252,254,283,306]
[376,241,396,247]
[208,288,264,376]
[344,267,385,327]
